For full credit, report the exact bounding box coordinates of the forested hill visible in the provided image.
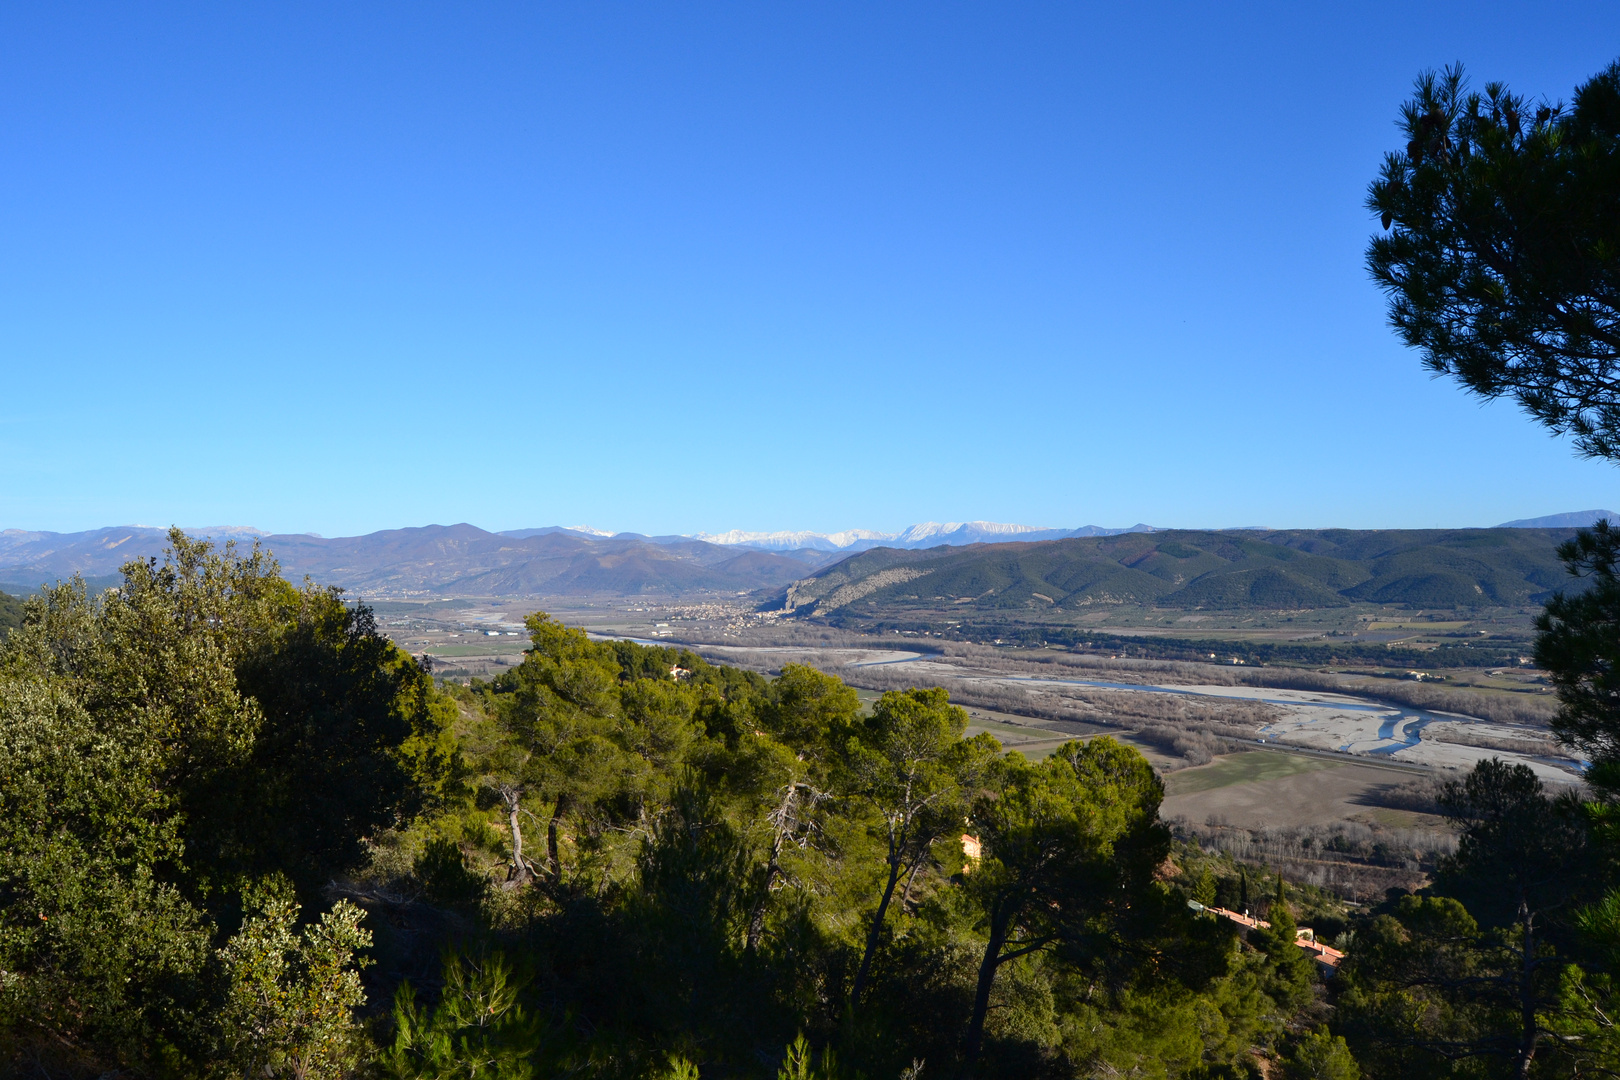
[768,527,1580,617]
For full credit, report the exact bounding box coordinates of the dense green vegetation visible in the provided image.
[775,529,1577,622]
[0,532,457,1078]
[9,532,1620,1079]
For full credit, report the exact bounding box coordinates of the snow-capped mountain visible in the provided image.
[496,521,1157,553]
[694,521,1156,552]
[894,521,1060,545]
[692,528,897,552]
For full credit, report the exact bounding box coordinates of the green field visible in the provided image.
[1164,749,1341,796]
[425,642,528,658]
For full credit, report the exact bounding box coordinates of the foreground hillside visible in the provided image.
[768,528,1578,620]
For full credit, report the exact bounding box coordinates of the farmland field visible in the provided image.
[1165,749,1342,795]
[1161,749,1432,829]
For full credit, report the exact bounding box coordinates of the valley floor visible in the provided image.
[685,641,1578,783]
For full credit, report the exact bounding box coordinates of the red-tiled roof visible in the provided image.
[1190,903,1343,968]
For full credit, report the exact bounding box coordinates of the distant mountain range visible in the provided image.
[1,513,1612,602]
[1497,510,1620,528]
[497,521,1160,552]
[689,521,1159,552]
[0,525,838,598]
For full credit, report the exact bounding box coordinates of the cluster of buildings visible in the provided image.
[1187,900,1345,974]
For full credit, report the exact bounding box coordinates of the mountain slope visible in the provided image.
[767,528,1579,619]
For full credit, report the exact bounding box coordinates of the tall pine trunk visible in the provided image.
[964,904,1010,1067]
[546,814,562,881]
[1514,901,1539,1080]
[746,835,786,953]
[850,853,904,1009]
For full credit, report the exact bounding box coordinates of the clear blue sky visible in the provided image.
[4,3,1619,537]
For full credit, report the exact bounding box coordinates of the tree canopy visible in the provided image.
[0,531,455,1077]
[1368,61,1620,459]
